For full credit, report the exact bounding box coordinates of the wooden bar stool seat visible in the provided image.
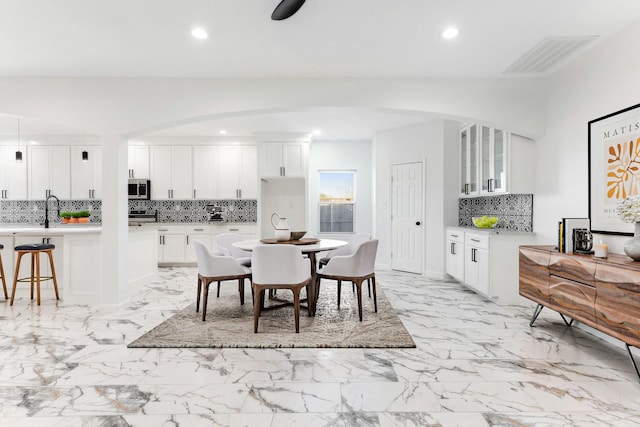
[0,243,7,300]
[10,243,60,306]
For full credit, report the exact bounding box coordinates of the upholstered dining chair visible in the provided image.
[251,245,312,333]
[193,239,252,321]
[316,239,379,321]
[214,232,252,297]
[318,233,371,267]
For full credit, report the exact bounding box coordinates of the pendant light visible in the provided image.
[15,119,22,162]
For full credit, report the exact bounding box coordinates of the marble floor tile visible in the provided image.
[1,266,639,425]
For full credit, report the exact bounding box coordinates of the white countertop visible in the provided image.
[0,224,101,235]
[447,225,535,236]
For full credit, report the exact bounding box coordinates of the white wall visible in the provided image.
[535,19,640,253]
[307,140,373,239]
[374,120,459,276]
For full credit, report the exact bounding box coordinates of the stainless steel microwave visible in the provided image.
[128,179,151,200]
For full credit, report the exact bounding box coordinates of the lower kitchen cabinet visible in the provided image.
[148,223,257,265]
[446,226,536,305]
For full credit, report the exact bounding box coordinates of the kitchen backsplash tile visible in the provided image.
[0,199,257,224]
[459,194,533,232]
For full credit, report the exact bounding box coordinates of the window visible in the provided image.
[319,170,355,233]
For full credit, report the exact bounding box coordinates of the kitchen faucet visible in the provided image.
[45,194,60,229]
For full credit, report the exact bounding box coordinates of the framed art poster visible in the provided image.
[589,102,640,235]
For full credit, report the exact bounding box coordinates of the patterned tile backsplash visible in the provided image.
[0,199,257,224]
[459,194,533,232]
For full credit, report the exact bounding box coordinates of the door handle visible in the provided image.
[451,242,456,255]
[416,221,421,226]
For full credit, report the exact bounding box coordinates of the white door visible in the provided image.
[391,162,423,273]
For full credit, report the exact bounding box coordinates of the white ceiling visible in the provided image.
[1,0,639,139]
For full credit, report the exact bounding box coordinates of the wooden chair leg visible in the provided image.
[10,251,25,306]
[293,288,301,333]
[371,276,377,312]
[196,277,202,312]
[30,253,35,300]
[355,279,363,321]
[337,280,342,308]
[35,252,41,306]
[202,281,210,321]
[0,252,7,300]
[305,283,313,316]
[367,278,371,298]
[238,278,245,305]
[46,250,59,301]
[216,281,221,298]
[253,285,261,333]
[352,282,355,293]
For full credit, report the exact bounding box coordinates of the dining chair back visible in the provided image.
[318,233,371,267]
[317,239,379,321]
[215,233,252,266]
[193,239,252,321]
[251,245,312,333]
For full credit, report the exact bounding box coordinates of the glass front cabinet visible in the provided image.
[459,124,479,197]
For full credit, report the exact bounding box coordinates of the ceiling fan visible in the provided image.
[271,0,306,20]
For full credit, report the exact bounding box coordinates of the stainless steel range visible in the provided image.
[128,209,157,224]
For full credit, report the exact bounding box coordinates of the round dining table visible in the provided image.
[232,238,348,315]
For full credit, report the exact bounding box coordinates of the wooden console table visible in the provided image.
[519,245,640,382]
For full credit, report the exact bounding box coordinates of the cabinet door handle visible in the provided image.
[193,189,196,199]
[194,228,204,231]
[229,228,239,232]
[282,166,286,176]
[168,189,171,199]
[186,235,189,245]
[470,238,480,243]
[451,234,458,238]
[238,189,242,199]
[472,248,478,262]
[450,242,456,255]
[488,178,494,192]
[464,183,469,195]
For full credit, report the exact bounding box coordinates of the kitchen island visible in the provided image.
[1,225,157,305]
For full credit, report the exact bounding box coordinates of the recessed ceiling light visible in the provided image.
[312,129,322,136]
[441,27,459,39]
[219,130,227,135]
[191,27,208,40]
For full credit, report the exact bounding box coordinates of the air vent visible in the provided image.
[504,36,598,74]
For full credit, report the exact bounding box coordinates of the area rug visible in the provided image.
[128,283,415,348]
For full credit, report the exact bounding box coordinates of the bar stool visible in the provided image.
[10,243,60,306]
[0,244,7,300]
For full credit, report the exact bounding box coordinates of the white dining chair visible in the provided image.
[215,233,252,266]
[251,245,312,333]
[193,239,252,321]
[316,239,379,321]
[318,233,371,267]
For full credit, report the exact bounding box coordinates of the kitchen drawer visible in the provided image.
[186,225,210,234]
[155,225,185,234]
[465,233,489,249]
[446,229,465,243]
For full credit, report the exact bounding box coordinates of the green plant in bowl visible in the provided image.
[472,216,498,228]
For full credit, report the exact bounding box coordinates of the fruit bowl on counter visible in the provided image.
[472,216,498,228]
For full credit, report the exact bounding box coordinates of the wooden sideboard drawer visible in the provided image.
[548,252,596,286]
[595,263,640,347]
[519,247,551,304]
[548,275,597,328]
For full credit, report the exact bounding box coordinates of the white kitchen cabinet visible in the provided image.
[480,126,507,194]
[184,225,213,263]
[445,229,465,282]
[446,226,536,304]
[128,146,149,179]
[0,146,27,200]
[28,146,70,199]
[150,146,193,200]
[156,225,187,263]
[71,146,102,199]
[459,124,479,197]
[192,146,219,199]
[218,146,258,199]
[259,142,307,178]
[460,124,534,197]
[464,232,490,296]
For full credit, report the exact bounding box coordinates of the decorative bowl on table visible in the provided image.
[290,231,307,240]
[472,216,498,228]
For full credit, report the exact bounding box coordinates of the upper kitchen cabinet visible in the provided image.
[150,146,193,200]
[28,145,70,199]
[259,142,307,178]
[217,146,258,199]
[0,146,27,200]
[459,125,479,197]
[128,145,149,179]
[459,124,534,197]
[71,146,102,199]
[192,145,219,199]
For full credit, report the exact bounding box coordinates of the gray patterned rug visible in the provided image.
[128,282,416,348]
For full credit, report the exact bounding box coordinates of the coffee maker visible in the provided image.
[573,228,594,254]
